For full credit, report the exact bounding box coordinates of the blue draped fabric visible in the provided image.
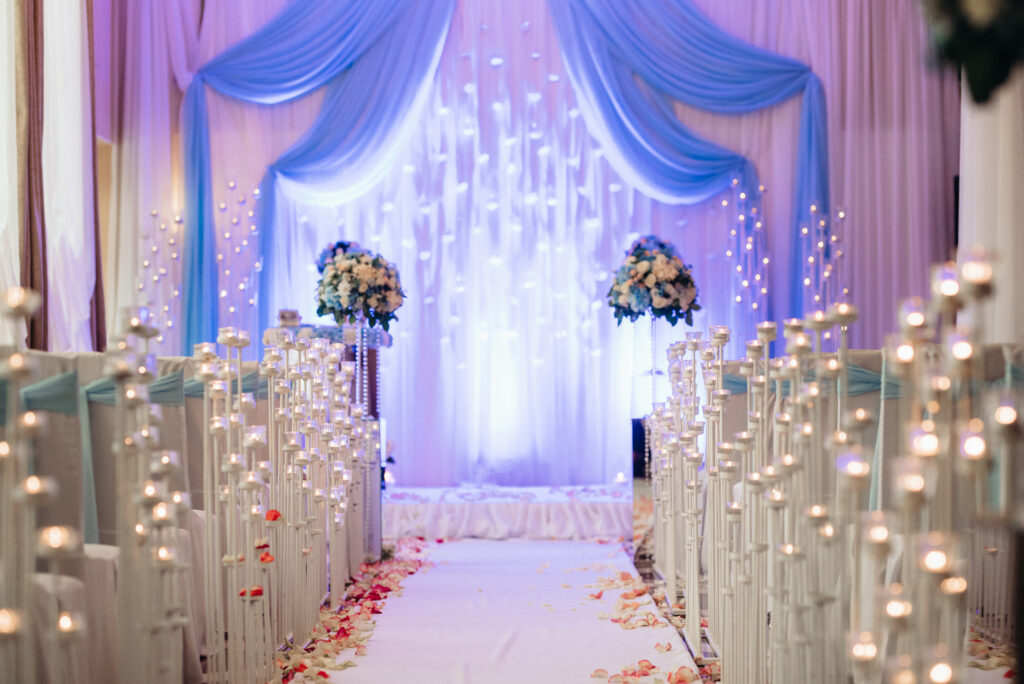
[549,0,830,318]
[183,371,267,400]
[149,369,185,406]
[21,371,80,415]
[723,364,904,398]
[181,0,454,352]
[183,377,204,399]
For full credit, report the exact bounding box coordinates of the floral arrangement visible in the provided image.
[315,241,405,331]
[316,240,366,273]
[607,235,700,326]
[921,0,1024,103]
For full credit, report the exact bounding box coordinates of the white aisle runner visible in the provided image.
[332,539,699,683]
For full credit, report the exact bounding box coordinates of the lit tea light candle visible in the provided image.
[948,331,973,361]
[193,342,218,361]
[155,546,175,564]
[928,661,953,684]
[831,302,858,325]
[994,401,1018,427]
[38,526,80,556]
[960,429,987,462]
[152,502,171,525]
[900,297,928,331]
[21,475,56,500]
[806,503,827,520]
[921,548,950,574]
[0,608,22,636]
[939,576,967,595]
[765,488,785,508]
[932,261,960,301]
[57,611,81,636]
[756,321,777,341]
[141,481,160,502]
[959,246,993,297]
[910,427,941,458]
[848,631,878,662]
[885,597,912,620]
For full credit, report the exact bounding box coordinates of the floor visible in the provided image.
[327,539,699,683]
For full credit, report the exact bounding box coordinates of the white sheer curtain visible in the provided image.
[0,0,22,347]
[271,0,748,486]
[42,0,97,351]
[684,0,960,349]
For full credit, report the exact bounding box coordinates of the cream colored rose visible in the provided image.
[651,260,677,280]
[680,286,697,308]
[618,294,629,306]
[652,295,669,308]
[644,273,657,288]
[636,260,651,274]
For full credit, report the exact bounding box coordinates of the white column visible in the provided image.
[958,68,1024,344]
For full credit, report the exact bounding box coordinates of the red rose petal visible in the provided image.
[265,509,282,521]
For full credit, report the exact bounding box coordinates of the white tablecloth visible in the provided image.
[383,484,633,541]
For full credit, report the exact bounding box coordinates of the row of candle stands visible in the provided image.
[647,250,1020,683]
[0,288,383,684]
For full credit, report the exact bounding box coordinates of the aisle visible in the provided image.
[330,539,699,683]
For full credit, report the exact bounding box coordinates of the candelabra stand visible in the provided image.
[1,286,48,684]
[108,307,188,684]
